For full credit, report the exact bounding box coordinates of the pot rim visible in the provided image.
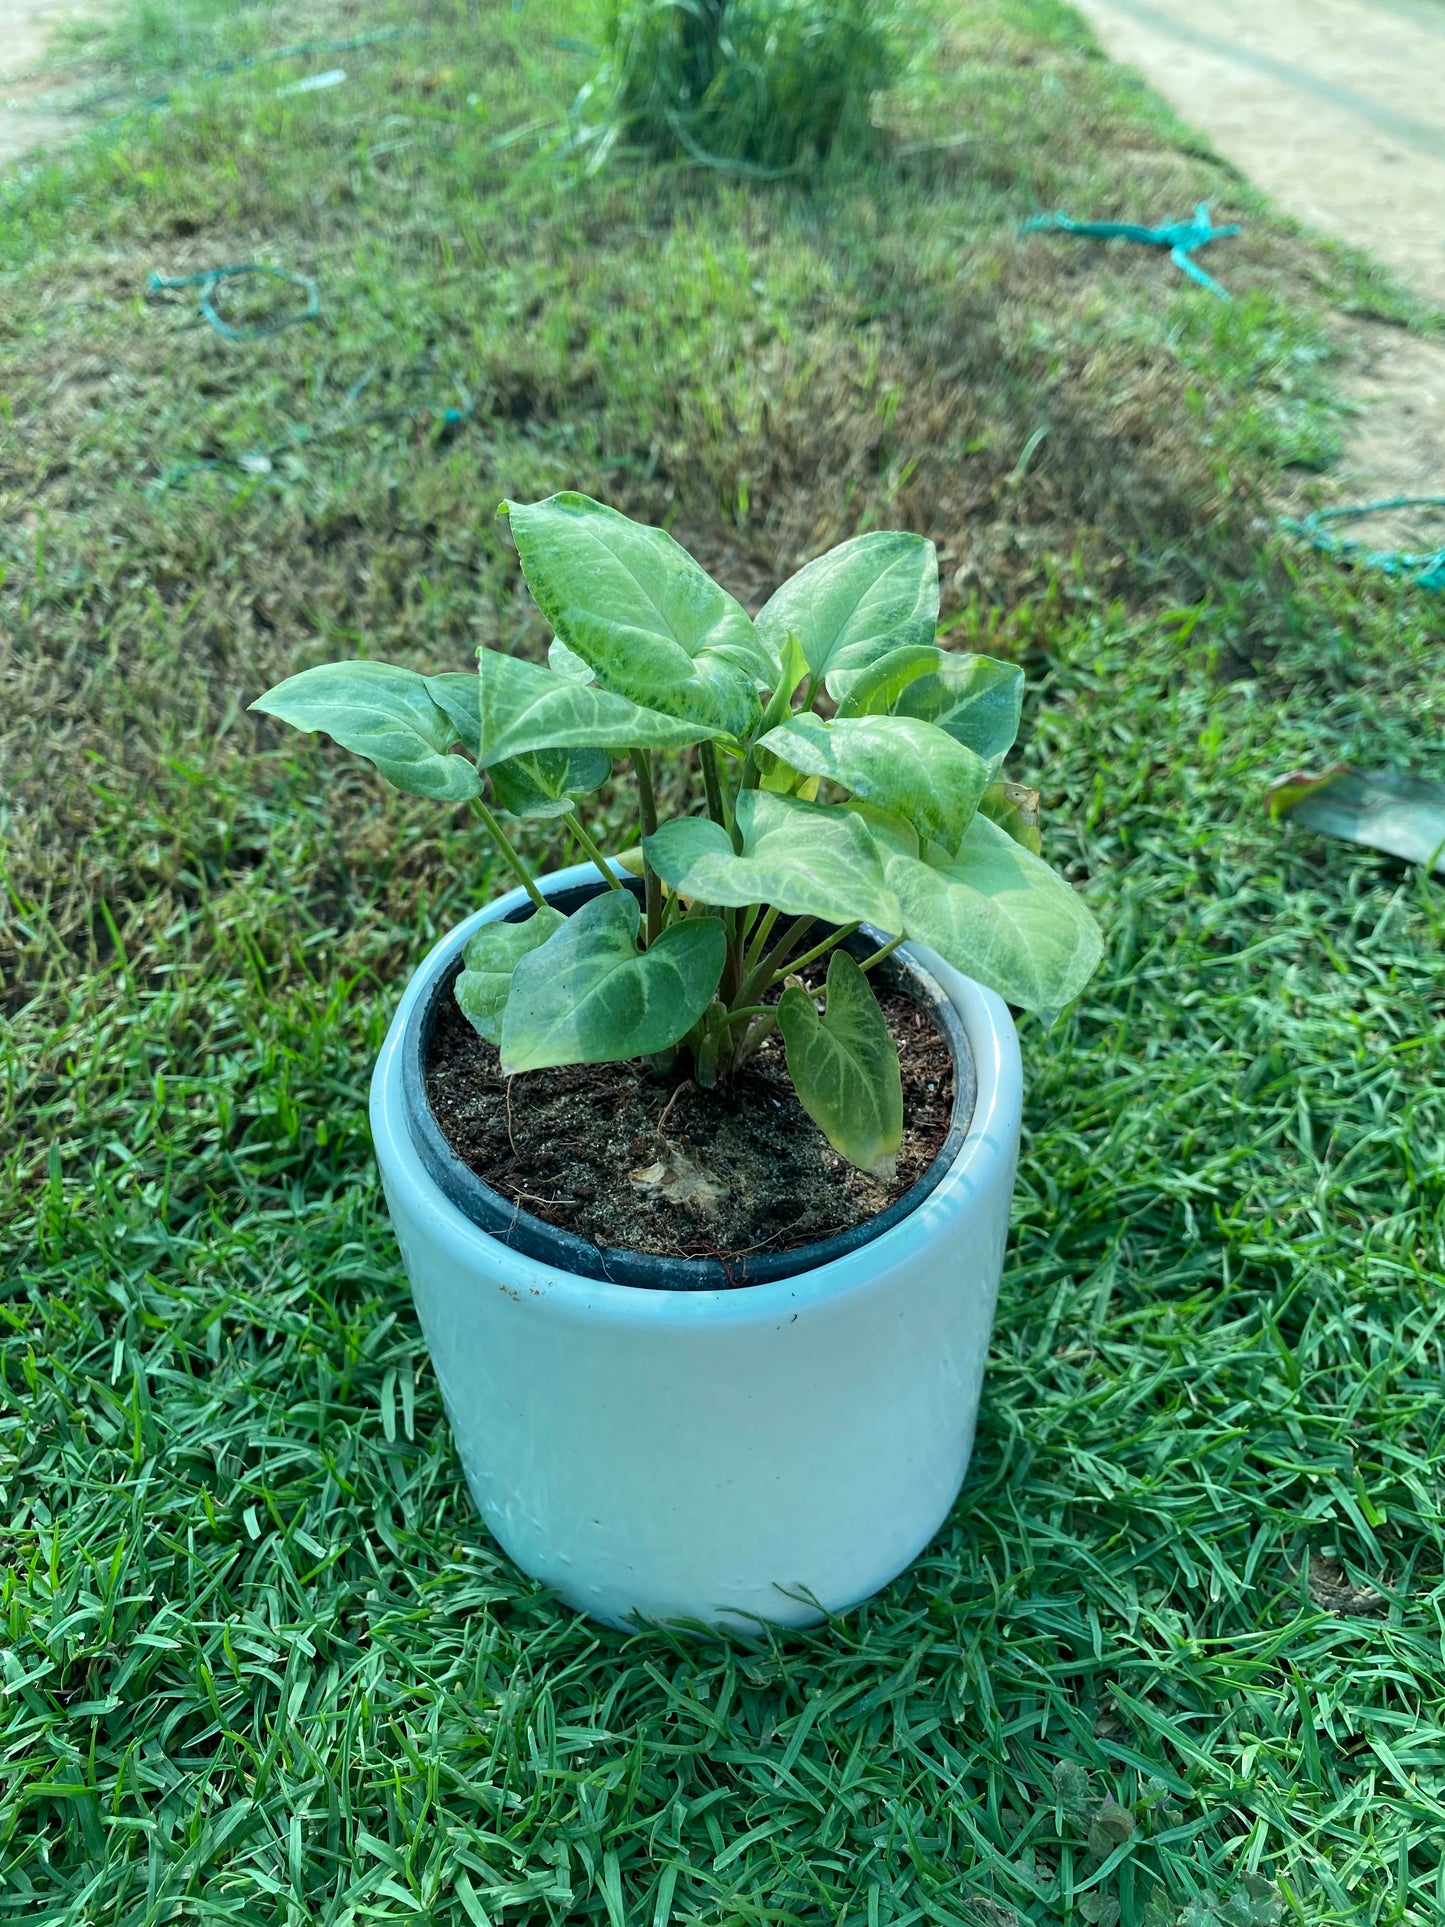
[370,862,1023,1330]
[403,869,977,1290]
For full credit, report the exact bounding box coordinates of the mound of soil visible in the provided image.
[424,983,958,1265]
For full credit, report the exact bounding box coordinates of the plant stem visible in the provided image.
[718,1003,773,1027]
[769,922,861,985]
[735,1010,779,1061]
[470,798,548,910]
[764,913,816,971]
[700,742,736,847]
[721,909,744,1002]
[565,812,623,891]
[858,933,905,972]
[741,904,779,976]
[633,749,663,945]
[736,912,814,1008]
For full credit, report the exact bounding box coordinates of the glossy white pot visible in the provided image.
[370,863,1023,1629]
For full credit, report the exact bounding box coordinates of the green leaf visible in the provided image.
[978,779,1041,855]
[426,663,613,815]
[641,815,734,885]
[424,671,482,757]
[489,747,612,820]
[754,631,809,737]
[777,950,902,1179]
[644,791,902,932]
[885,813,1102,1016]
[455,907,566,1044]
[504,493,767,736]
[499,891,726,1074]
[758,711,989,852]
[755,531,938,696]
[548,635,595,682]
[837,646,1023,768]
[253,661,479,802]
[435,651,726,769]
[756,746,821,800]
[844,799,919,861]
[830,643,940,712]
[1087,1800,1136,1857]
[1052,1761,1094,1813]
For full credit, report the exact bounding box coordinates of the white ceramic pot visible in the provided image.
[370,863,1023,1630]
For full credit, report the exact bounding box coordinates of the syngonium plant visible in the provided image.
[254,493,1102,1178]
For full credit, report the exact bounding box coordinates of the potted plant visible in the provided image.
[254,493,1101,1629]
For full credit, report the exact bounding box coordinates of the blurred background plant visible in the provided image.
[579,0,905,173]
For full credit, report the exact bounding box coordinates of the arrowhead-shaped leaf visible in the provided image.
[252,661,479,802]
[758,711,989,852]
[777,950,902,1178]
[423,671,484,757]
[489,747,613,820]
[456,906,566,1044]
[504,493,768,736]
[429,655,726,774]
[426,671,614,818]
[885,813,1102,1016]
[755,531,939,696]
[644,791,902,932]
[837,646,1023,769]
[499,891,726,1074]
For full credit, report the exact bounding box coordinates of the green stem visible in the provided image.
[565,812,622,891]
[858,933,905,972]
[741,904,779,976]
[633,750,663,946]
[471,798,548,910]
[700,742,736,848]
[721,909,745,1002]
[768,922,861,986]
[736,913,814,1009]
[735,1009,779,1062]
[719,1003,774,1028]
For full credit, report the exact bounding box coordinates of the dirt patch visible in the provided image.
[0,0,103,167]
[1325,324,1445,549]
[423,977,957,1266]
[1273,319,1445,557]
[1304,1554,1389,1619]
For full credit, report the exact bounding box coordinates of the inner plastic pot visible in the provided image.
[401,875,977,1290]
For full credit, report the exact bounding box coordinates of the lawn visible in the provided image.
[2,0,1444,1923]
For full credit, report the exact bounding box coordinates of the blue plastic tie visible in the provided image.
[147,263,320,342]
[1282,495,1445,593]
[1021,201,1240,299]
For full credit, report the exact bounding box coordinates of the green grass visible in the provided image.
[2,0,1444,1922]
[599,0,903,173]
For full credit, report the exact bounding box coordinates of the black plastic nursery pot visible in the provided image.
[400,874,977,1290]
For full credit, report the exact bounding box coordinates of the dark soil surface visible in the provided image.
[424,981,959,1263]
